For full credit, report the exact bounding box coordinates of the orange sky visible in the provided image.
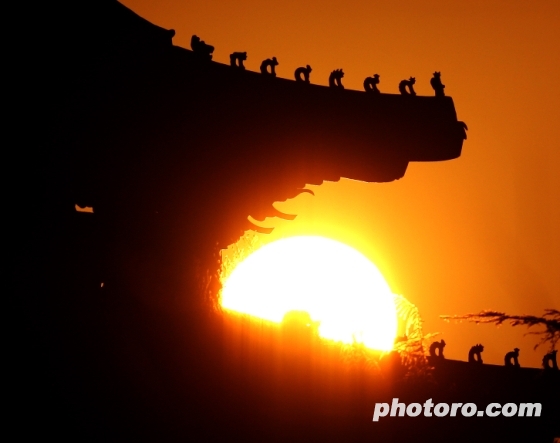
[122,0,559,367]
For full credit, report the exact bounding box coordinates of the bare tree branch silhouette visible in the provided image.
[441,309,560,351]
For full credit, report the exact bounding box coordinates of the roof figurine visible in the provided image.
[430,71,446,97]
[364,73,381,94]
[260,57,279,76]
[329,69,345,89]
[294,65,312,83]
[191,35,214,61]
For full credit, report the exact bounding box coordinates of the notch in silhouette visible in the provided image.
[430,71,445,97]
[75,204,94,213]
[399,77,416,96]
[458,121,469,140]
[363,74,381,94]
[429,339,446,359]
[542,350,558,371]
[329,69,344,89]
[468,344,484,364]
[230,52,247,69]
[190,35,214,60]
[294,65,312,83]
[505,348,520,367]
[260,57,278,76]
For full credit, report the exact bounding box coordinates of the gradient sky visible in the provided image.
[122,0,559,367]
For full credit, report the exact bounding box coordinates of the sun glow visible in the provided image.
[221,236,397,351]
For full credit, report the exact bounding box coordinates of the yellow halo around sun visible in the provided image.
[221,236,397,351]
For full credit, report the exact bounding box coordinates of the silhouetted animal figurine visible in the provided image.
[468,344,484,364]
[363,74,381,94]
[542,350,558,371]
[190,35,214,60]
[504,348,520,367]
[260,57,278,76]
[329,69,345,89]
[430,71,445,97]
[230,52,247,69]
[399,77,416,96]
[429,339,446,359]
[294,65,312,83]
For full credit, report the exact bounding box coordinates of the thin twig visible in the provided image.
[440,309,559,351]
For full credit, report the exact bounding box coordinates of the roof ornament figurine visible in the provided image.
[190,35,214,61]
[363,74,381,94]
[230,52,247,69]
[429,339,446,359]
[542,350,558,371]
[294,65,312,83]
[399,77,416,96]
[260,57,278,76]
[468,344,484,364]
[329,69,344,89]
[430,71,446,97]
[504,348,521,368]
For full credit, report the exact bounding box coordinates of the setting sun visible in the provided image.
[221,236,397,351]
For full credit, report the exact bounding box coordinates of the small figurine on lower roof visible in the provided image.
[504,348,520,367]
[430,71,445,97]
[429,339,446,359]
[190,35,214,61]
[542,349,558,371]
[294,65,312,83]
[363,74,381,94]
[260,57,278,76]
[329,69,345,89]
[230,52,247,69]
[399,77,416,96]
[468,344,484,364]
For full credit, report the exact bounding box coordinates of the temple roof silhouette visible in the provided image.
[48,0,468,249]
[23,3,560,442]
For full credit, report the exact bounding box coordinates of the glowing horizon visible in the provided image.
[221,236,397,351]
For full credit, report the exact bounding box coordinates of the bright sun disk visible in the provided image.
[221,236,397,351]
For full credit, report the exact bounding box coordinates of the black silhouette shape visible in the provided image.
[294,65,312,83]
[23,2,479,441]
[363,74,381,94]
[430,71,445,97]
[230,51,247,69]
[329,69,344,89]
[542,350,558,371]
[429,339,446,359]
[260,57,278,76]
[399,77,416,96]
[468,344,484,364]
[505,348,521,367]
[23,1,560,441]
[190,34,214,60]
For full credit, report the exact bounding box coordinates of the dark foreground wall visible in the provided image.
[16,1,558,441]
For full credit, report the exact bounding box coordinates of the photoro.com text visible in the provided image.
[372,398,542,421]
